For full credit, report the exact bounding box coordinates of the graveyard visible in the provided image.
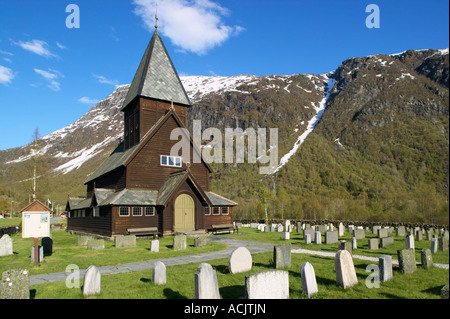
[0,219,449,299]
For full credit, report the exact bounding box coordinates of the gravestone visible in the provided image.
[426,230,434,241]
[372,225,381,235]
[0,234,13,257]
[264,225,269,232]
[379,255,393,282]
[317,225,326,233]
[115,235,136,248]
[284,220,290,231]
[368,238,379,250]
[300,262,318,298]
[339,240,352,255]
[152,261,166,285]
[396,226,406,237]
[314,231,322,244]
[397,249,417,274]
[430,238,438,254]
[195,263,220,299]
[41,237,53,256]
[441,284,449,299]
[420,249,433,269]
[228,247,252,274]
[305,234,311,244]
[438,237,448,252]
[82,265,101,296]
[281,232,290,240]
[87,239,105,250]
[380,236,394,248]
[325,231,339,244]
[335,250,358,289]
[277,225,283,232]
[416,231,423,241]
[273,244,291,269]
[150,239,159,252]
[338,223,344,236]
[77,235,95,246]
[173,234,187,250]
[405,234,415,250]
[303,227,315,241]
[194,237,210,247]
[270,226,275,232]
[353,229,365,239]
[351,237,357,250]
[30,245,44,263]
[1,269,29,299]
[245,270,289,299]
[377,228,388,238]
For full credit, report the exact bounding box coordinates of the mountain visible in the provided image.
[0,48,448,224]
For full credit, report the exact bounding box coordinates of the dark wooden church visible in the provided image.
[66,28,237,237]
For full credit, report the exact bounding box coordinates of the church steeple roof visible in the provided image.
[122,29,191,109]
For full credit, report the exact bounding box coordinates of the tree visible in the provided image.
[257,186,272,222]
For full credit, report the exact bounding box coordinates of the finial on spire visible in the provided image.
[155,5,159,29]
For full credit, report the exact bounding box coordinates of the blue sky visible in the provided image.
[0,0,448,151]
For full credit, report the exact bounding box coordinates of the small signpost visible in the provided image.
[19,200,52,265]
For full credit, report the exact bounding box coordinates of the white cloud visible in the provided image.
[14,39,57,58]
[78,96,100,105]
[34,68,63,91]
[56,42,67,50]
[0,65,15,85]
[133,0,243,55]
[93,74,120,87]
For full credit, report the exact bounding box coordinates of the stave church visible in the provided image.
[66,25,237,237]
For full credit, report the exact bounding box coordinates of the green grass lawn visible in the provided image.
[1,223,448,299]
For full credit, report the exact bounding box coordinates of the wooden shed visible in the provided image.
[66,28,237,237]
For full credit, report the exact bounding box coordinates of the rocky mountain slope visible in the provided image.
[0,48,448,224]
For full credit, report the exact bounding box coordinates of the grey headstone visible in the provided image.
[317,225,326,233]
[194,236,210,247]
[77,235,95,246]
[372,226,381,235]
[397,249,417,274]
[353,229,365,239]
[277,225,283,232]
[150,239,159,252]
[380,236,394,248]
[273,244,291,269]
[438,237,448,251]
[339,240,352,255]
[87,239,105,250]
[441,284,449,299]
[303,227,315,241]
[420,249,433,269]
[426,230,434,241]
[281,232,290,240]
[152,261,166,285]
[30,246,44,263]
[305,234,311,244]
[368,238,379,250]
[270,226,275,232]
[405,234,415,250]
[335,250,358,289]
[314,231,322,244]
[228,247,252,274]
[301,262,318,298]
[416,230,423,241]
[379,255,393,282]
[430,238,438,253]
[82,265,101,296]
[1,269,29,299]
[115,235,136,248]
[396,226,406,237]
[245,270,289,299]
[377,228,388,238]
[351,237,357,250]
[338,223,344,237]
[173,234,187,250]
[264,225,269,232]
[0,234,13,257]
[195,263,220,299]
[325,231,338,244]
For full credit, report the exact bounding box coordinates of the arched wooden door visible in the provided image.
[174,194,195,231]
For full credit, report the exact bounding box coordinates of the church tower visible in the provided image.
[121,29,191,150]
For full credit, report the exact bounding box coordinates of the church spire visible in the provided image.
[121,29,191,109]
